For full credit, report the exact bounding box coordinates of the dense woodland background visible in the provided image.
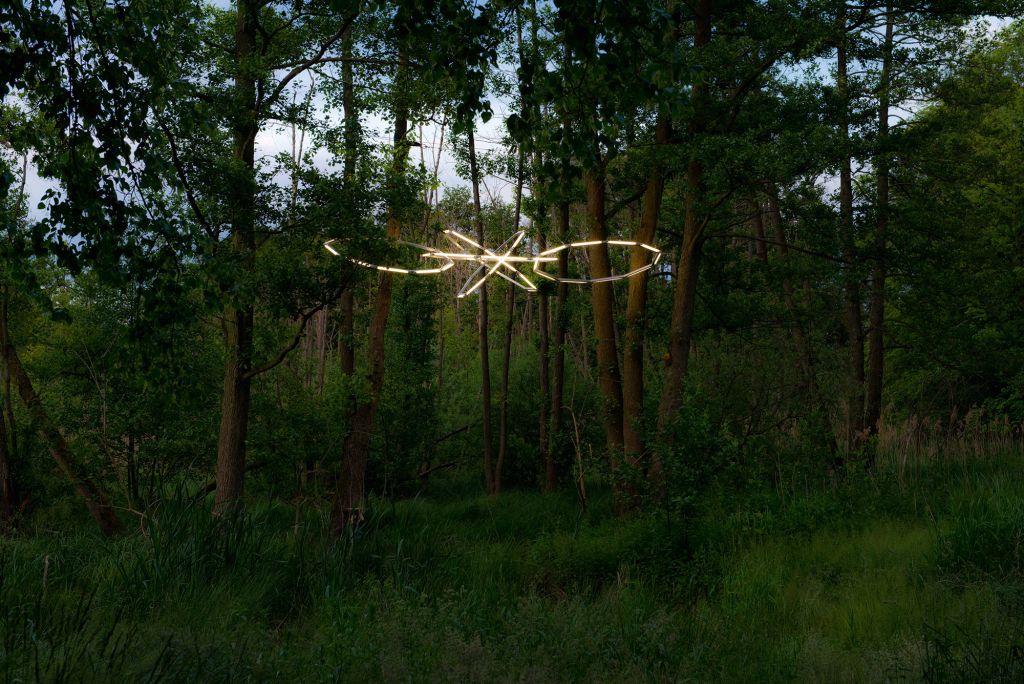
[2,0,1024,680]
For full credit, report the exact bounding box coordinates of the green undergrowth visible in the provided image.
[3,456,1024,682]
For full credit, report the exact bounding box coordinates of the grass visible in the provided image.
[3,454,1024,682]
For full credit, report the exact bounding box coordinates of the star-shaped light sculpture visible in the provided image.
[425,230,556,298]
[325,231,662,297]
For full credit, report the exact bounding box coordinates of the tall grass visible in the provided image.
[3,455,1024,681]
[876,409,1024,486]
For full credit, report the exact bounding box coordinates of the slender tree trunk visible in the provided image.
[657,0,711,432]
[496,152,525,494]
[622,7,678,479]
[339,291,354,375]
[547,34,573,493]
[332,40,409,532]
[577,313,592,377]
[1,289,14,463]
[332,21,358,504]
[1,329,122,536]
[338,22,357,380]
[584,165,627,509]
[837,1,865,452]
[548,201,569,492]
[126,431,139,512]
[521,2,550,492]
[316,310,328,394]
[656,212,702,430]
[214,0,259,512]
[437,308,446,391]
[766,194,812,388]
[538,226,551,484]
[215,307,253,510]
[624,115,670,480]
[750,194,768,261]
[866,3,893,437]
[0,379,11,520]
[496,287,515,494]
[0,290,13,520]
[468,127,496,494]
[770,196,838,454]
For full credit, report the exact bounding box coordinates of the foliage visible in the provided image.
[2,453,1024,680]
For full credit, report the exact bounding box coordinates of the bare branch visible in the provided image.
[604,184,648,222]
[260,14,358,114]
[243,300,331,380]
[711,233,851,264]
[270,55,404,71]
[156,117,217,239]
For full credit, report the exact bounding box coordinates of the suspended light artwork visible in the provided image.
[324,230,662,297]
[531,240,663,285]
[323,238,454,275]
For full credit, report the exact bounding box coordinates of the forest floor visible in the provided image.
[3,452,1024,682]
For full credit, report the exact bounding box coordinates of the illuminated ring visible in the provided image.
[532,239,662,284]
[324,238,454,275]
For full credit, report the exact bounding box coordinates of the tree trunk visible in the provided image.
[624,115,670,481]
[468,127,496,494]
[656,213,702,430]
[657,0,711,432]
[767,192,836,456]
[1,329,122,536]
[837,1,865,452]
[750,194,768,261]
[767,194,816,392]
[537,227,551,486]
[338,22,357,379]
[214,0,259,512]
[332,40,409,532]
[328,29,357,494]
[0,290,14,520]
[496,286,515,494]
[215,306,253,511]
[584,165,627,509]
[437,312,445,391]
[866,3,892,437]
[339,291,354,375]
[496,152,525,494]
[1,288,15,465]
[0,383,11,521]
[547,200,570,493]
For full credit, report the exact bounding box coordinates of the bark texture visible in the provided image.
[1,328,122,536]
[657,0,711,432]
[623,115,670,477]
[468,127,496,495]
[866,3,893,437]
[214,0,258,511]
[584,166,627,509]
[332,40,409,531]
[837,1,865,450]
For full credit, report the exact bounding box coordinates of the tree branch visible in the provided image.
[271,55,405,71]
[260,14,358,114]
[711,233,851,264]
[604,184,648,222]
[243,300,331,380]
[156,117,217,239]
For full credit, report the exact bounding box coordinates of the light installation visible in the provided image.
[531,239,662,284]
[324,230,662,297]
[323,238,454,275]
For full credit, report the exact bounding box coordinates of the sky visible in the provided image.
[13,14,1015,224]
[16,79,517,222]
